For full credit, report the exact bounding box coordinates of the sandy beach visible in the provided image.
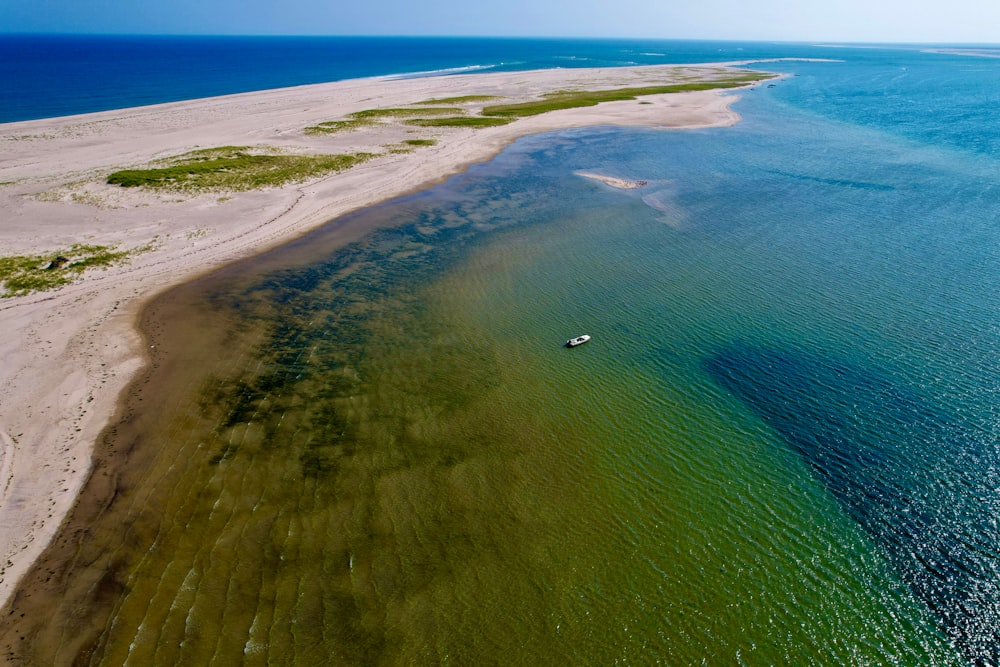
[0,62,764,610]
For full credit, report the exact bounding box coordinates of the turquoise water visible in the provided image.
[6,47,1000,664]
[420,65,1000,658]
[4,36,994,124]
[1,35,831,122]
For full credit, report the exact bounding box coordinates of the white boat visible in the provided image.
[565,334,591,347]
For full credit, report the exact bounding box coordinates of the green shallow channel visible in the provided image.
[0,127,958,664]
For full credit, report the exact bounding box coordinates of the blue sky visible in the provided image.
[3,0,999,43]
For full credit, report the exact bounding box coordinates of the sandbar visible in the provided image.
[0,62,766,609]
[576,171,650,189]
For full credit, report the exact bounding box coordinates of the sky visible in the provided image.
[3,0,999,44]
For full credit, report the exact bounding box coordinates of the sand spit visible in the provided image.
[0,62,763,609]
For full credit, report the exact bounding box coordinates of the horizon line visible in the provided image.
[2,32,1000,47]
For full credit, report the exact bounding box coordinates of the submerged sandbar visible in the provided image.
[575,171,650,189]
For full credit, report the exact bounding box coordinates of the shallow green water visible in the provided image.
[11,50,1000,663]
[8,124,968,664]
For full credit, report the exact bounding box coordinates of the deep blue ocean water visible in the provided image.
[6,37,1000,664]
[4,34,993,123]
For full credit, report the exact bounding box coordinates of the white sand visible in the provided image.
[0,62,761,606]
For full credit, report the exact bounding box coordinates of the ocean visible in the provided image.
[5,40,1000,664]
[0,34,963,123]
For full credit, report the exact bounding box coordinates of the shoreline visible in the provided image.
[0,62,763,611]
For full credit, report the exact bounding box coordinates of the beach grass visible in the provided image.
[385,138,439,153]
[107,146,375,191]
[349,106,460,119]
[482,75,773,118]
[0,244,137,297]
[305,74,770,136]
[305,107,461,134]
[304,119,363,134]
[405,116,516,128]
[415,95,501,105]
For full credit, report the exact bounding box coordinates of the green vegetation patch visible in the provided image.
[107,146,375,191]
[415,95,501,105]
[405,116,515,128]
[305,120,363,135]
[349,106,460,120]
[385,137,440,154]
[0,243,135,297]
[305,107,461,134]
[482,74,774,118]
